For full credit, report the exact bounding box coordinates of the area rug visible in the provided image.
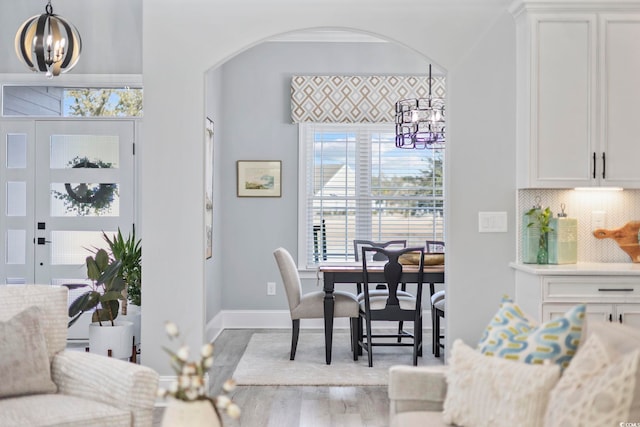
[232,331,442,386]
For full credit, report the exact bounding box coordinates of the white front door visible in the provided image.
[0,119,135,338]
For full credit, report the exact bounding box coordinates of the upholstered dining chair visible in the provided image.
[358,246,425,367]
[273,247,359,361]
[425,240,445,357]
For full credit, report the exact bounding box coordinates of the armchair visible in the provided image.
[0,285,159,427]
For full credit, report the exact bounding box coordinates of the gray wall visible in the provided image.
[216,41,433,310]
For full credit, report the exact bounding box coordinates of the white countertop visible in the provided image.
[510,262,640,275]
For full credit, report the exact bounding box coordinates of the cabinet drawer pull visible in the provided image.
[602,152,606,179]
[619,314,623,324]
[609,313,613,322]
[597,288,634,292]
[592,152,596,179]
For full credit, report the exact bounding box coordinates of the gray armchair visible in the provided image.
[0,285,159,427]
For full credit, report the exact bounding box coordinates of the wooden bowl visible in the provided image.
[399,252,445,266]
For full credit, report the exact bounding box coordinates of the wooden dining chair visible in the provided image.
[353,240,411,346]
[357,246,425,367]
[273,247,359,360]
[425,240,445,357]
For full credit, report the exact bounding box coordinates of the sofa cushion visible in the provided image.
[477,299,585,369]
[0,306,57,398]
[443,339,560,427]
[544,324,640,426]
[0,393,131,427]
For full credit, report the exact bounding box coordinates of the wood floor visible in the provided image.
[153,329,443,427]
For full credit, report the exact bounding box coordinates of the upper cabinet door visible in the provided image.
[516,13,598,188]
[514,5,640,189]
[599,14,640,188]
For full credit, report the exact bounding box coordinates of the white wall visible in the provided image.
[143,0,516,374]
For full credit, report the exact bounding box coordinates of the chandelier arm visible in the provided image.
[59,19,75,68]
[34,14,49,72]
[17,22,35,69]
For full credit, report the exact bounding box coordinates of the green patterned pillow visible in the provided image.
[478,299,585,369]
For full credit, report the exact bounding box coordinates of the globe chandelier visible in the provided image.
[395,64,446,149]
[15,0,82,78]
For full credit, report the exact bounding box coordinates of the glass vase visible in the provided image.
[537,232,548,265]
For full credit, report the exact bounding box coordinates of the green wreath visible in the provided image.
[52,157,118,216]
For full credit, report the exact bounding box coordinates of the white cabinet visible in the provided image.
[514,270,640,331]
[512,3,640,188]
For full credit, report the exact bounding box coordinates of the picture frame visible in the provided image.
[237,160,281,197]
[205,117,214,259]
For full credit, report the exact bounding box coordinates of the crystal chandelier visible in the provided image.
[395,65,445,149]
[15,0,82,78]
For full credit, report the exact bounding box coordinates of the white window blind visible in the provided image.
[300,123,444,266]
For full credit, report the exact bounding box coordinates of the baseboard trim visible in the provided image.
[205,309,436,340]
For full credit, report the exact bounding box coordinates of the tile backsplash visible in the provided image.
[517,189,640,263]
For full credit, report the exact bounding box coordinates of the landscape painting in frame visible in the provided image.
[237,160,281,197]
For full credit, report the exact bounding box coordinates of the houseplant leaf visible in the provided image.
[68,290,100,317]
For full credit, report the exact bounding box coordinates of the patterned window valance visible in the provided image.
[291,75,446,123]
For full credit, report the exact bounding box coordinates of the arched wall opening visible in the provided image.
[141,2,516,376]
[202,25,448,343]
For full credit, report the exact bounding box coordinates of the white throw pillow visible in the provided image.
[0,306,57,398]
[443,339,560,427]
[544,325,640,427]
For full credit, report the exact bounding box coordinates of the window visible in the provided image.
[299,123,444,267]
[2,86,143,117]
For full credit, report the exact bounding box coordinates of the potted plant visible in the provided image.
[68,248,133,359]
[102,228,142,349]
[102,228,142,311]
[526,206,553,264]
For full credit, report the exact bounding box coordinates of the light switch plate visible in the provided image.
[591,211,606,230]
[478,211,508,233]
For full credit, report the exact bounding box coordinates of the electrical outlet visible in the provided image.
[267,282,276,296]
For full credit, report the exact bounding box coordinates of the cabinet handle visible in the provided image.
[609,313,613,322]
[619,314,623,324]
[597,288,634,292]
[593,152,596,179]
[602,152,606,179]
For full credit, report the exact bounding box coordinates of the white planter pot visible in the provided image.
[89,320,134,360]
[120,304,141,346]
[161,398,221,427]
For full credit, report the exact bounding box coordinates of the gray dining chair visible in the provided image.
[273,247,359,360]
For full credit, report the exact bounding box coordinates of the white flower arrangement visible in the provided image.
[157,321,240,420]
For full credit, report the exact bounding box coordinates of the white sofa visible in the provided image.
[388,319,640,427]
[0,285,159,427]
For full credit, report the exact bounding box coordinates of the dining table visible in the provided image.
[318,262,445,365]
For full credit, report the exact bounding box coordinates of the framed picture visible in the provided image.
[205,117,214,259]
[237,160,281,197]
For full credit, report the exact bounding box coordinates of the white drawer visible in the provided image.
[542,276,640,302]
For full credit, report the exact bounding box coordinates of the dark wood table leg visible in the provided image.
[323,272,335,365]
